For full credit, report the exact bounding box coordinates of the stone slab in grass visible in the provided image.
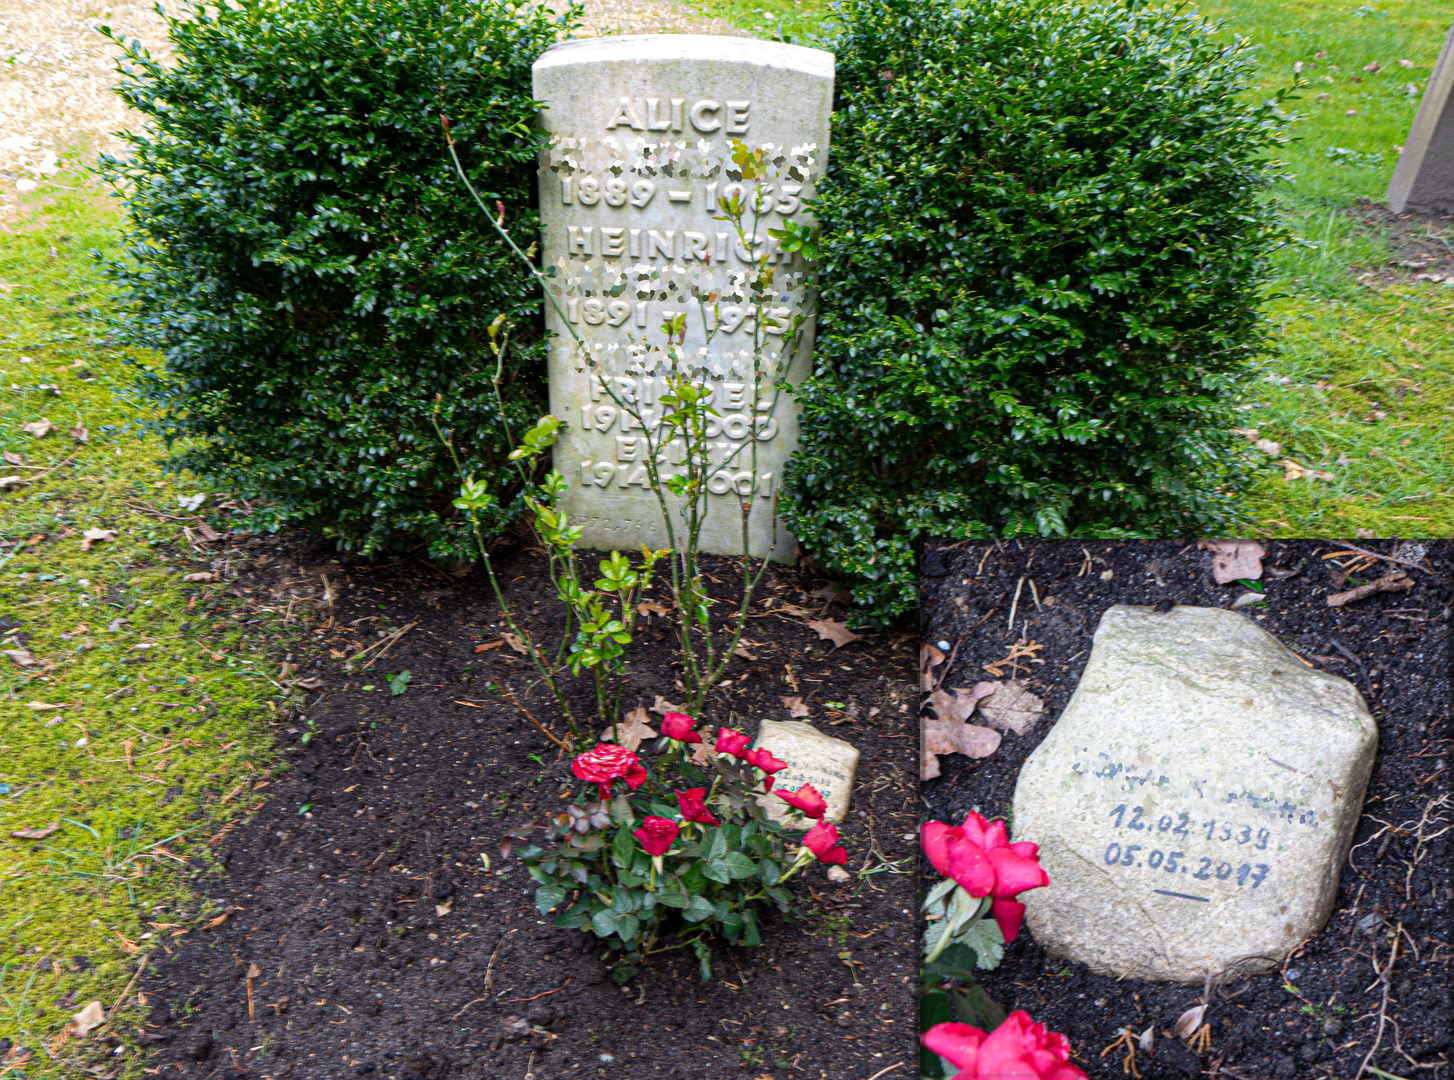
[1388,20,1454,214]
[532,34,834,561]
[1012,604,1377,983]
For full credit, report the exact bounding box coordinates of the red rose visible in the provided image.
[661,711,702,743]
[715,727,751,758]
[572,742,647,801]
[632,815,680,856]
[921,1011,1085,1080]
[775,782,827,820]
[802,820,847,865]
[675,787,719,826]
[742,747,788,790]
[920,810,1049,942]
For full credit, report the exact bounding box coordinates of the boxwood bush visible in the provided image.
[782,0,1292,624]
[99,0,574,557]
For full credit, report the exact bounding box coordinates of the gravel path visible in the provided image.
[0,0,735,215]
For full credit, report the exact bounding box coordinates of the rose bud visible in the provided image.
[660,711,702,743]
[632,815,680,857]
[675,787,719,826]
[572,742,648,802]
[921,1011,1085,1080]
[802,820,848,865]
[775,782,827,820]
[743,747,789,789]
[715,727,752,758]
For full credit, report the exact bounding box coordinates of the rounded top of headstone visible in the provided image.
[534,34,834,80]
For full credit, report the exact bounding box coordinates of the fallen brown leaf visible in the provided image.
[80,527,117,552]
[500,632,529,656]
[976,680,1046,735]
[601,705,656,751]
[649,694,685,716]
[9,822,59,840]
[3,648,38,667]
[689,743,716,768]
[780,695,811,718]
[194,523,224,542]
[769,600,815,618]
[2,451,23,465]
[1279,459,1335,482]
[808,582,851,604]
[0,475,22,490]
[72,1000,106,1037]
[293,676,324,690]
[204,913,229,929]
[1197,539,1266,584]
[435,901,452,917]
[807,618,862,649]
[21,419,52,438]
[921,719,1002,780]
[182,571,218,583]
[246,962,261,979]
[732,643,758,661]
[473,640,503,653]
[69,424,89,443]
[920,642,945,692]
[637,600,672,617]
[1174,1004,1208,1040]
[926,682,998,723]
[1327,571,1415,608]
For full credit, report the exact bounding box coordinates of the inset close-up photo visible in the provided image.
[919,539,1450,1080]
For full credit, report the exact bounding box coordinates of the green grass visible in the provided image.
[0,180,292,1077]
[699,0,1454,536]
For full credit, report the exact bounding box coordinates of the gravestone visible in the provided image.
[1388,21,1454,214]
[752,720,858,824]
[532,36,834,561]
[1011,605,1377,983]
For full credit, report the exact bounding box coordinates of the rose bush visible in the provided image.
[513,717,846,983]
[922,1012,1086,1080]
[921,812,1053,1075]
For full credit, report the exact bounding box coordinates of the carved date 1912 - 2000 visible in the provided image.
[1102,803,1272,902]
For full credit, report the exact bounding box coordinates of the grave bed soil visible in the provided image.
[920,538,1451,1080]
[144,539,919,1080]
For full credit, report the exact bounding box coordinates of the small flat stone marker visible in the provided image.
[753,720,858,824]
[1388,21,1454,214]
[1012,605,1377,983]
[532,36,834,561]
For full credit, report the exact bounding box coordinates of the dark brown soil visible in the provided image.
[920,538,1451,1080]
[142,538,919,1080]
[1350,201,1454,288]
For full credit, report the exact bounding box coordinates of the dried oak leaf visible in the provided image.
[2,451,24,465]
[732,643,758,661]
[780,695,811,718]
[293,676,324,690]
[1327,571,1414,608]
[601,706,656,752]
[0,476,22,490]
[3,648,38,667]
[689,743,716,768]
[21,419,52,438]
[976,680,1045,735]
[921,719,1002,780]
[637,600,672,617]
[926,682,998,723]
[920,642,945,692]
[182,571,218,583]
[807,618,862,649]
[79,528,117,552]
[649,694,684,716]
[808,582,851,604]
[499,632,529,655]
[9,822,59,840]
[69,424,89,443]
[1197,539,1266,584]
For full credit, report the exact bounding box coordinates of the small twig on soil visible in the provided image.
[498,978,572,1004]
[124,501,200,523]
[357,621,417,670]
[1327,543,1434,574]
[484,688,569,750]
[1354,921,1402,1080]
[1,453,77,487]
[96,952,150,1034]
[865,1065,906,1080]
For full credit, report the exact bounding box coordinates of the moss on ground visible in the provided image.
[1,180,295,1078]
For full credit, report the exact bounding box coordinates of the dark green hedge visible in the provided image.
[782,0,1291,624]
[100,0,574,557]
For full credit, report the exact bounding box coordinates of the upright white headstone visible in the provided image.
[532,36,834,562]
[1012,606,1377,983]
[1388,21,1454,214]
